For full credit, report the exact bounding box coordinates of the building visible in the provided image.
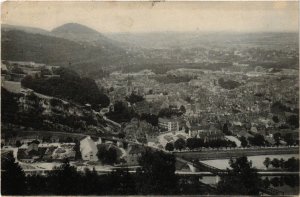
[197,130,224,142]
[80,136,98,161]
[52,144,76,161]
[125,144,144,165]
[158,117,179,132]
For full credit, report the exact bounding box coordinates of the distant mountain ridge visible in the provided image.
[1,23,131,76]
[2,23,298,77]
[2,24,51,36]
[52,23,103,41]
[51,23,121,48]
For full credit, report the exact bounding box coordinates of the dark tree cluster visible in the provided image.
[240,136,248,147]
[1,152,26,195]
[222,123,232,135]
[140,113,158,126]
[106,101,137,123]
[1,87,20,124]
[136,148,178,194]
[217,156,261,195]
[2,149,203,195]
[262,176,299,189]
[21,67,110,109]
[97,145,118,165]
[126,93,144,104]
[247,134,266,146]
[170,138,237,151]
[264,157,299,171]
[158,107,183,118]
[218,78,241,90]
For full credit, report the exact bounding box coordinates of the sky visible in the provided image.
[1,1,299,33]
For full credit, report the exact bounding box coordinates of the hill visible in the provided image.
[1,29,130,76]
[1,86,109,134]
[2,24,51,36]
[52,23,110,44]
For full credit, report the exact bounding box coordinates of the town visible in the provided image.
[1,1,299,195]
[2,56,299,195]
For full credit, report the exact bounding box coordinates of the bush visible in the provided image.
[174,138,186,150]
[97,145,118,165]
[165,142,174,151]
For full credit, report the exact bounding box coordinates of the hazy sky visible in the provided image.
[2,1,299,33]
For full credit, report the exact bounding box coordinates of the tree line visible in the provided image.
[263,157,299,171]
[2,149,269,195]
[166,138,237,151]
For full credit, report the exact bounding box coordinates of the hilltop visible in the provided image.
[1,24,131,77]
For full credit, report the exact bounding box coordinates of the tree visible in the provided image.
[109,168,136,195]
[1,87,20,124]
[248,134,265,146]
[16,140,22,147]
[174,138,186,151]
[271,158,280,168]
[1,152,27,195]
[73,139,82,160]
[279,158,285,169]
[273,133,281,146]
[217,156,261,195]
[240,136,248,147]
[284,157,299,171]
[158,107,182,118]
[97,145,118,165]
[222,123,231,135]
[263,157,271,169]
[137,148,178,194]
[165,142,174,151]
[272,116,279,123]
[126,93,144,104]
[186,138,204,150]
[283,133,295,145]
[179,105,186,114]
[286,115,299,128]
[140,113,158,126]
[48,159,81,195]
[21,67,110,109]
[107,101,136,123]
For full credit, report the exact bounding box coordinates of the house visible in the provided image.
[197,130,224,142]
[18,141,46,163]
[158,117,179,132]
[52,145,76,161]
[80,136,98,161]
[188,124,203,138]
[27,140,40,153]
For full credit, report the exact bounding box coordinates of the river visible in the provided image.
[199,154,299,195]
[201,154,299,170]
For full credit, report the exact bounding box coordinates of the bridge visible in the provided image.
[175,157,285,196]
